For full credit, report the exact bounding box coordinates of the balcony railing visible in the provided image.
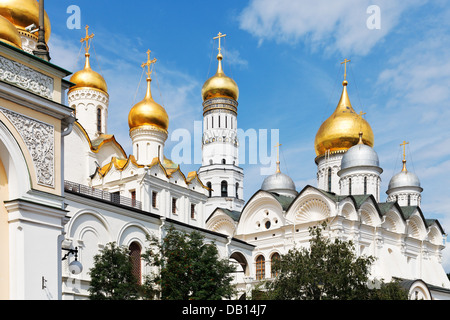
[64,180,142,210]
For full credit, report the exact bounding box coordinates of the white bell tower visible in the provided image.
[197,32,244,217]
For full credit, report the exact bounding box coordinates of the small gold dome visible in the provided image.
[0,15,22,49]
[128,78,169,132]
[314,80,374,157]
[69,53,108,94]
[201,52,239,101]
[0,0,51,43]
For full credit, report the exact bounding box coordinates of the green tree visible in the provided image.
[88,242,140,300]
[264,222,408,300]
[142,225,236,300]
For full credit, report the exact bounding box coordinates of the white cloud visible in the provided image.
[239,0,426,56]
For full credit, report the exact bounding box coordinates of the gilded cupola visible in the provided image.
[201,32,239,102]
[314,60,374,157]
[0,14,22,49]
[128,50,169,133]
[68,26,108,95]
[0,0,50,43]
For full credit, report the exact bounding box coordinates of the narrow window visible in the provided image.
[136,144,139,160]
[152,191,157,208]
[222,159,226,164]
[225,115,228,128]
[191,203,196,219]
[235,182,239,199]
[129,242,141,284]
[218,115,221,128]
[207,182,212,197]
[349,178,352,195]
[172,197,177,214]
[97,107,101,132]
[130,190,136,207]
[256,255,265,280]
[327,168,332,192]
[364,177,367,195]
[408,194,411,206]
[221,180,228,197]
[158,145,161,160]
[212,116,214,128]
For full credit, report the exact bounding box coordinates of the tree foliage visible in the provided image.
[142,225,237,300]
[88,242,140,300]
[263,222,408,300]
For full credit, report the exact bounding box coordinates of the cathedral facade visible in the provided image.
[0,1,449,300]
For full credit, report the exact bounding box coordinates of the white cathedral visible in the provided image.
[0,0,449,301]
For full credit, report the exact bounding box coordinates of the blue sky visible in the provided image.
[45,1,450,270]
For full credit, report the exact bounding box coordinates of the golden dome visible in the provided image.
[69,53,108,94]
[128,77,169,132]
[314,80,374,157]
[201,52,239,101]
[0,15,22,48]
[0,0,51,43]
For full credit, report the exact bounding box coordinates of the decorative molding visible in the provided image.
[0,55,54,99]
[68,88,109,105]
[0,107,54,187]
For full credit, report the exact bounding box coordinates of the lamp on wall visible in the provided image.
[62,247,83,275]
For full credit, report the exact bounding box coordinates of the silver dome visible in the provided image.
[341,143,380,170]
[261,172,297,195]
[388,170,421,190]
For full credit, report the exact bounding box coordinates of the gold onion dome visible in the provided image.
[314,79,374,157]
[128,51,169,132]
[128,77,169,132]
[69,52,108,94]
[0,15,22,48]
[201,33,239,101]
[0,0,51,43]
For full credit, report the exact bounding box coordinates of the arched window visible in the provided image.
[207,182,212,197]
[327,168,332,192]
[349,178,352,195]
[96,107,102,132]
[129,242,141,284]
[221,180,228,197]
[270,253,280,278]
[256,255,265,280]
[364,177,368,195]
[222,159,226,164]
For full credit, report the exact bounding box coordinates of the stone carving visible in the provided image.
[0,107,54,187]
[0,56,53,99]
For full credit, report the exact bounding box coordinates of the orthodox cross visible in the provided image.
[141,49,157,78]
[341,58,351,81]
[400,140,409,161]
[213,32,227,55]
[80,25,94,53]
[275,143,282,173]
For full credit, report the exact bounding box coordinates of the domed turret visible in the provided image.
[386,142,422,207]
[0,0,51,47]
[128,50,168,133]
[0,14,22,49]
[315,80,374,157]
[338,133,382,200]
[341,133,380,170]
[201,32,239,102]
[69,52,108,94]
[261,144,297,197]
[128,50,168,165]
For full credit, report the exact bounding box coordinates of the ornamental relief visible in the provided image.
[0,56,53,99]
[0,107,54,187]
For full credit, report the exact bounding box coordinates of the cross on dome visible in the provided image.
[141,49,157,79]
[80,25,94,54]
